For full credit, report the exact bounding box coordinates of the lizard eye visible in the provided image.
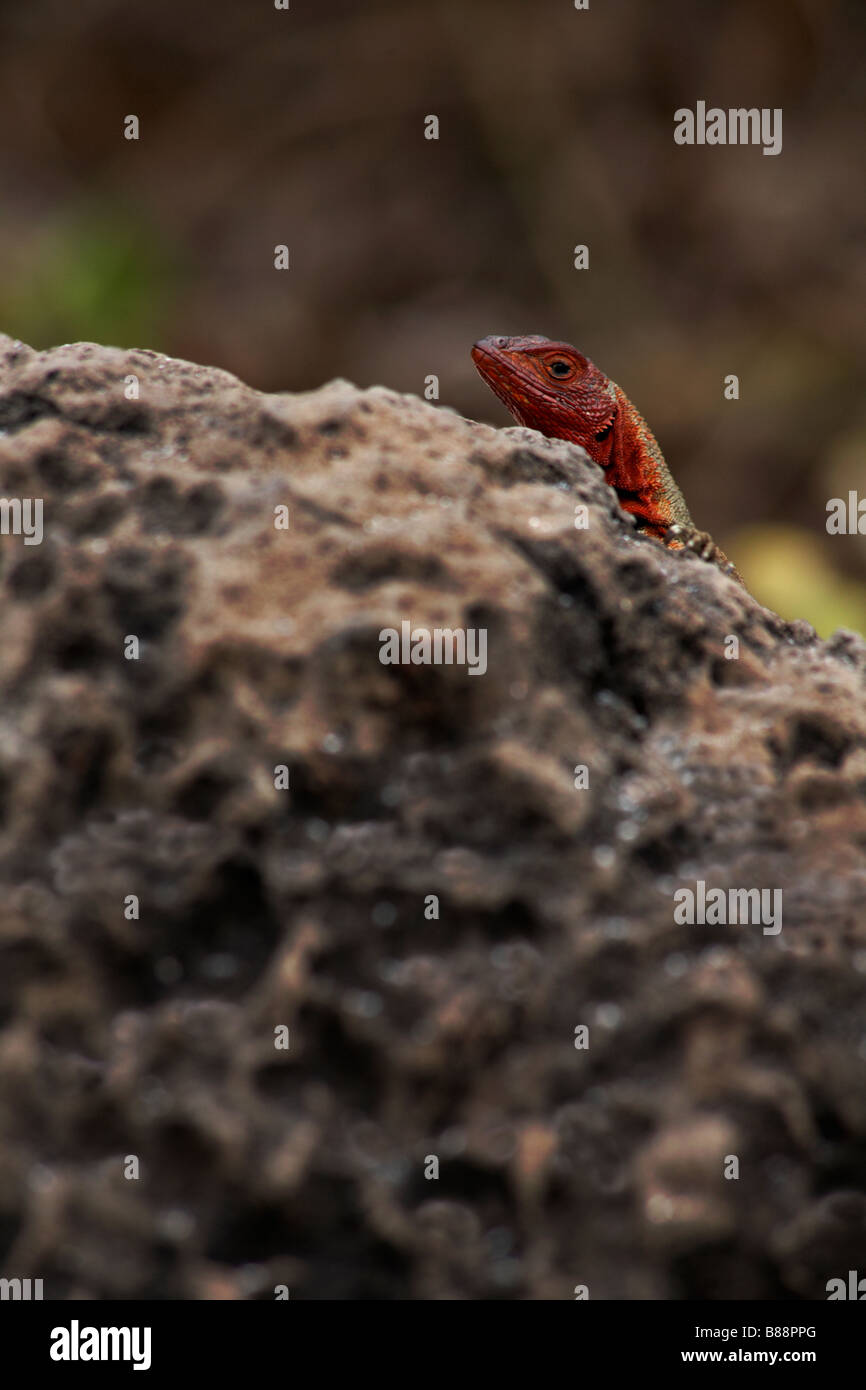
[547,359,573,379]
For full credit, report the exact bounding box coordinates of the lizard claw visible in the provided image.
[666,523,742,583]
[667,522,717,561]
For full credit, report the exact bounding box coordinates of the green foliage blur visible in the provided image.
[1,207,175,354]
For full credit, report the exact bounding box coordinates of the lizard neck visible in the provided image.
[605,384,693,538]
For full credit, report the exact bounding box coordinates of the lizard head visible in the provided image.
[471,335,618,463]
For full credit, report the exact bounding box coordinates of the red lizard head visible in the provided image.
[471,334,618,467]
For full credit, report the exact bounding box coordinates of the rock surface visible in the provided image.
[1,334,865,1300]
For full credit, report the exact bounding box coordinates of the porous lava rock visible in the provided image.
[1,334,865,1300]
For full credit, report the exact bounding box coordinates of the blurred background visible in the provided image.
[0,0,863,633]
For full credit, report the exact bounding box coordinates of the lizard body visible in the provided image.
[471,334,741,582]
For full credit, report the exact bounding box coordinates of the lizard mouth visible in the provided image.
[471,343,525,408]
[471,341,554,415]
[471,341,501,375]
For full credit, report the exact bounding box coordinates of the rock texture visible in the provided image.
[1,334,865,1300]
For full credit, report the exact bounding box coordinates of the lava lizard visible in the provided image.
[472,334,741,583]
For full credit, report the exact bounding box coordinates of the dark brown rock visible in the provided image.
[0,335,865,1300]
